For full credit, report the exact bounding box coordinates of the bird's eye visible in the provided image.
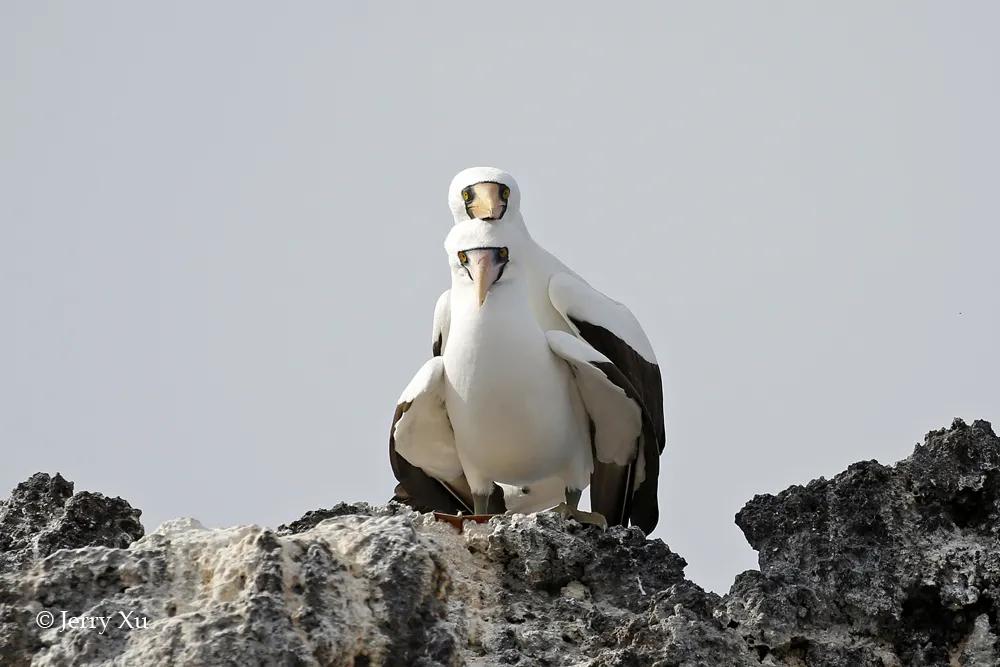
[461,189,472,202]
[501,187,510,201]
[457,251,468,264]
[498,247,509,259]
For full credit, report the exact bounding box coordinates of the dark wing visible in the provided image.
[549,273,665,534]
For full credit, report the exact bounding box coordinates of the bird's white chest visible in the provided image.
[443,295,589,486]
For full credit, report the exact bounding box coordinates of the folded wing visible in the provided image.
[389,356,505,514]
[546,330,649,528]
[548,272,665,533]
[389,357,470,513]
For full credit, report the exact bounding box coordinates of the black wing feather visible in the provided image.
[575,319,665,534]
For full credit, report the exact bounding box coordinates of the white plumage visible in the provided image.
[391,167,665,532]
[438,167,659,363]
[394,220,642,518]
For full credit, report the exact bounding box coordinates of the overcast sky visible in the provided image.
[2,3,998,594]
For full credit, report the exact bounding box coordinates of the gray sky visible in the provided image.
[2,3,998,594]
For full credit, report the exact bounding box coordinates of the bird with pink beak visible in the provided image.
[456,246,509,308]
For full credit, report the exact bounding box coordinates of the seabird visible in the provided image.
[391,220,647,528]
[390,167,666,533]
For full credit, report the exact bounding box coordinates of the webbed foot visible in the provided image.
[552,502,608,530]
[432,511,495,532]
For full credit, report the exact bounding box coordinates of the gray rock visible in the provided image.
[0,418,996,665]
[0,472,144,575]
[722,418,1000,666]
[0,473,145,666]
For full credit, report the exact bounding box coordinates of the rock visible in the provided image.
[0,418,996,666]
[722,418,1000,666]
[0,473,145,666]
[0,472,144,575]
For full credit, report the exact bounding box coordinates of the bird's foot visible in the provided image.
[432,511,495,532]
[551,503,608,530]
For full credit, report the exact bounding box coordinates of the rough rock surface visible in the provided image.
[721,418,1000,666]
[0,473,144,574]
[0,418,996,666]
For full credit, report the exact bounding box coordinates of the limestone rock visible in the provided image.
[0,418,996,665]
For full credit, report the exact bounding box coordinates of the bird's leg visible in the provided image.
[473,493,493,516]
[553,488,608,530]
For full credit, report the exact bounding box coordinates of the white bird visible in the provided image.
[390,168,665,532]
[391,219,645,527]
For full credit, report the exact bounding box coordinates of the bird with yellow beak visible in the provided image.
[459,181,511,222]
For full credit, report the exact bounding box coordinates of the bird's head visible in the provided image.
[453,246,510,308]
[448,167,521,223]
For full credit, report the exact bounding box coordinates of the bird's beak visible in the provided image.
[472,253,497,307]
[462,248,508,308]
[469,199,506,222]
